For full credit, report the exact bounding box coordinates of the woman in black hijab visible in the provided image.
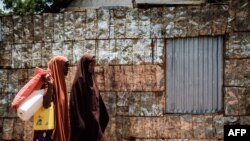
[70,53,109,141]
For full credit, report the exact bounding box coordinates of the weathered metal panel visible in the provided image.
[69,0,204,8]
[32,43,42,67]
[97,9,110,39]
[54,13,64,42]
[13,15,23,44]
[1,16,13,43]
[74,11,86,41]
[69,0,132,8]
[64,12,75,40]
[43,13,53,42]
[0,19,2,41]
[33,15,43,42]
[167,36,223,114]
[136,0,205,5]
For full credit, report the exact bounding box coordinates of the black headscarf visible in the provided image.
[70,53,109,141]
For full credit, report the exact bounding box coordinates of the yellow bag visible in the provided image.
[33,103,54,130]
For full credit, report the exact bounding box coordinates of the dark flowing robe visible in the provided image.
[70,54,109,141]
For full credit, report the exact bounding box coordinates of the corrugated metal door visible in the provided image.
[166,36,223,114]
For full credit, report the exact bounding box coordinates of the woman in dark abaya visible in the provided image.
[70,53,109,141]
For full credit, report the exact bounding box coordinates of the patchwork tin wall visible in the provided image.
[0,0,250,140]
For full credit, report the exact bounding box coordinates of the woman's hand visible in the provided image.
[41,75,52,85]
[42,75,53,108]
